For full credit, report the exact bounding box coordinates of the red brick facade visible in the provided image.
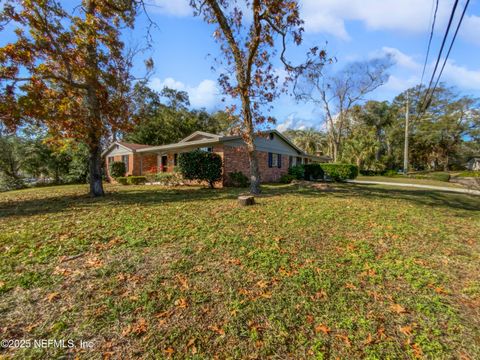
[223,144,290,184]
[106,143,303,185]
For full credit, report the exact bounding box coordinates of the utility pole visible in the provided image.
[403,90,409,174]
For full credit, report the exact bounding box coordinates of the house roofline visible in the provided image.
[178,131,220,143]
[104,129,315,158]
[101,142,136,157]
[136,138,221,153]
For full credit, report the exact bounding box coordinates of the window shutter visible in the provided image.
[268,152,272,168]
[278,154,281,168]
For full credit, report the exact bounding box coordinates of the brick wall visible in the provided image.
[223,144,289,184]
[140,154,158,175]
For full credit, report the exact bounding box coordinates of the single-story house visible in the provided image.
[466,157,480,171]
[102,130,330,185]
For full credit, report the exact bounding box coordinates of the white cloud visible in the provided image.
[378,47,480,91]
[149,77,220,109]
[378,47,421,71]
[150,0,192,16]
[461,15,480,46]
[276,114,319,132]
[442,60,480,90]
[382,75,419,93]
[300,0,454,39]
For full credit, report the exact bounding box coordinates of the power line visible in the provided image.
[422,0,460,108]
[429,0,471,100]
[420,0,439,87]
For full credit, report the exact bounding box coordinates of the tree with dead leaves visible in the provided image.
[190,0,327,194]
[0,0,147,196]
[295,58,392,162]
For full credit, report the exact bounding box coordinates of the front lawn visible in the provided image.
[0,183,479,358]
[356,175,465,188]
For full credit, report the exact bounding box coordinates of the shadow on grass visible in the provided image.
[330,183,480,214]
[0,183,478,219]
[0,186,242,219]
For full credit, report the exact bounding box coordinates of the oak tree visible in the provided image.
[0,0,144,196]
[296,58,392,162]
[190,0,327,194]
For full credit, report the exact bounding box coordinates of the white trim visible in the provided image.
[101,142,134,157]
[137,138,221,153]
[178,131,220,143]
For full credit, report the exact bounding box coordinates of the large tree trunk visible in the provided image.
[246,138,261,194]
[84,0,104,197]
[88,142,104,196]
[332,141,339,162]
[242,104,261,195]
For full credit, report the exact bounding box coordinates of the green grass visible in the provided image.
[357,175,465,188]
[0,183,479,359]
[455,171,480,178]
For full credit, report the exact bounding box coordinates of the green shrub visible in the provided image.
[117,177,128,185]
[127,176,147,185]
[457,171,480,178]
[227,171,250,187]
[304,163,324,180]
[279,174,296,184]
[288,165,305,180]
[408,172,450,182]
[430,172,450,182]
[383,169,400,177]
[155,172,184,186]
[109,161,126,179]
[178,150,223,188]
[321,163,358,181]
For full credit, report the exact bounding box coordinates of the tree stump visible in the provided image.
[238,195,255,206]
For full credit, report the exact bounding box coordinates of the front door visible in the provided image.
[161,155,168,172]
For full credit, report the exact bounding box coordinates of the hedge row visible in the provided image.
[116,176,147,185]
[288,163,358,182]
[320,163,358,181]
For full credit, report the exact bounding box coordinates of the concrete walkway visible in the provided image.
[346,179,480,196]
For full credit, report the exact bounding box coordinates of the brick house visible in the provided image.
[102,130,330,185]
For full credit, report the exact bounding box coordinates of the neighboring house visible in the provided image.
[102,130,330,185]
[466,157,480,171]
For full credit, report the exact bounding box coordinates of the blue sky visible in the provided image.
[3,0,480,131]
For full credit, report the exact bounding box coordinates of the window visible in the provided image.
[199,147,212,152]
[297,156,302,165]
[268,153,282,168]
[108,156,114,165]
[122,155,129,172]
[174,153,178,166]
[289,156,293,168]
[269,133,274,140]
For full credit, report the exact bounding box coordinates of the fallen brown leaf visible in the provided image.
[400,325,413,336]
[390,303,407,314]
[177,276,189,290]
[132,318,148,335]
[315,324,331,334]
[345,283,357,290]
[336,334,351,347]
[45,292,60,302]
[364,333,374,345]
[412,343,423,359]
[208,325,225,336]
[164,347,175,356]
[175,298,188,309]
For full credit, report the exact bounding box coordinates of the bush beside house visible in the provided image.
[178,150,223,188]
[227,171,250,187]
[321,164,358,181]
[109,161,126,179]
[287,163,358,182]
